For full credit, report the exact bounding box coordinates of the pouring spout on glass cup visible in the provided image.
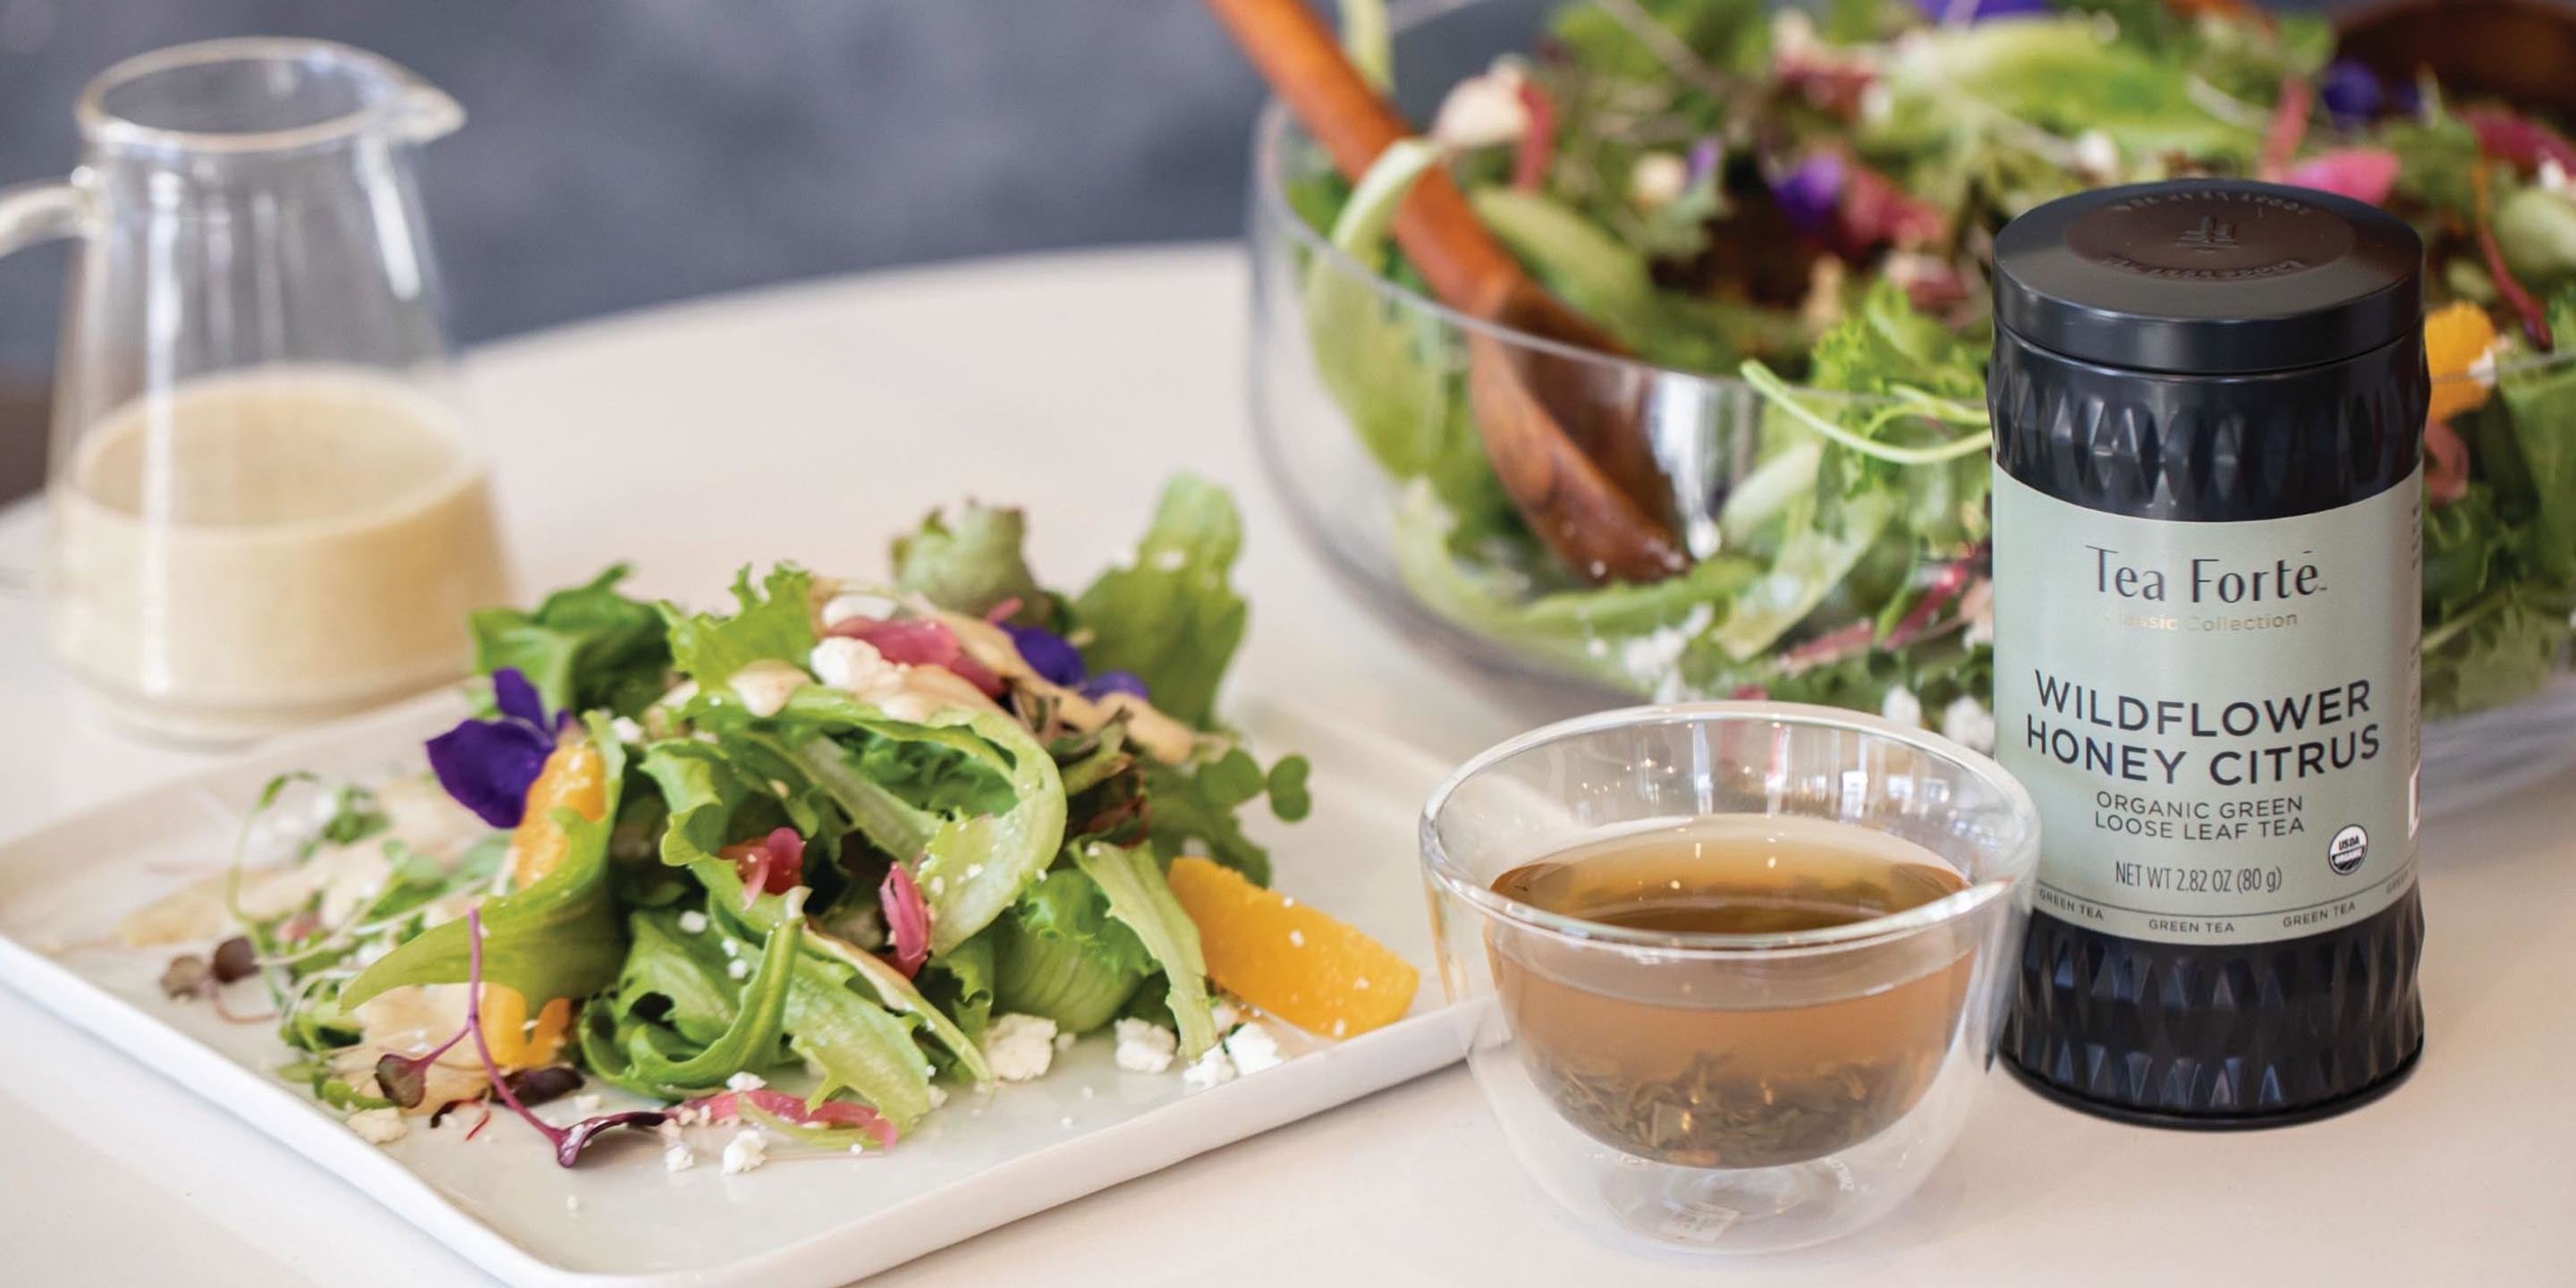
[0,39,508,743]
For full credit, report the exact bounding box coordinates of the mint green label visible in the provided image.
[1991,469,2420,946]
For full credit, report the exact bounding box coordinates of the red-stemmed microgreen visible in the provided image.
[457,906,666,1165]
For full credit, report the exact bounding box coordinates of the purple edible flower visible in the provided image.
[1003,623,1087,688]
[1914,0,2053,22]
[1685,138,1721,188]
[426,667,555,828]
[1769,153,1846,238]
[2387,78,2421,120]
[2319,59,2384,127]
[1079,670,1149,702]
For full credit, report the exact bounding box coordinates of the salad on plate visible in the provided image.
[125,477,1419,1170]
[1280,0,2576,734]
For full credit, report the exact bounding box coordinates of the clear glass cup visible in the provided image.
[1420,701,2038,1253]
[0,38,507,742]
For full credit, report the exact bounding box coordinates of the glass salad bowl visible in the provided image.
[1244,0,2576,815]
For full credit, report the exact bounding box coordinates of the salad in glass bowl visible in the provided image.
[1248,0,2576,804]
[123,478,1419,1167]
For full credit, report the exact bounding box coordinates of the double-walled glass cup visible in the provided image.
[1421,703,2038,1253]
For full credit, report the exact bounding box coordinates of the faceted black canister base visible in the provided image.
[2001,886,2426,1129]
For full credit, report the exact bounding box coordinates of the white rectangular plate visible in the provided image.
[0,691,1463,1286]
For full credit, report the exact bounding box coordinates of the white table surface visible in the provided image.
[0,245,2568,1287]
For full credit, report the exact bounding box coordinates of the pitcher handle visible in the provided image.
[0,173,89,598]
[0,174,88,257]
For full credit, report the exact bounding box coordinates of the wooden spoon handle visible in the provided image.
[1206,0,1523,318]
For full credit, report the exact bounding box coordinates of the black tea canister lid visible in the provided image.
[1992,179,2422,375]
[1988,178,2428,521]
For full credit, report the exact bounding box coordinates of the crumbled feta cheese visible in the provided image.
[565,1194,581,1214]
[726,959,750,980]
[1859,81,1893,124]
[1182,1045,1238,1090]
[609,716,645,745]
[1430,61,1530,148]
[2072,130,2121,182]
[727,659,809,718]
[1329,1019,1347,1038]
[572,1094,602,1114]
[1208,999,1243,1032]
[1880,686,1925,729]
[1775,5,1818,49]
[346,1108,408,1145]
[809,636,899,693]
[1113,1018,1178,1074]
[2470,340,2503,390]
[664,1141,698,1173]
[927,1084,949,1109]
[1628,150,1689,209]
[820,592,898,629]
[1287,929,1306,948]
[677,911,709,935]
[724,1071,766,1093]
[1223,1022,1286,1075]
[985,1013,1060,1082]
[1941,696,1996,755]
[1054,1030,1076,1051]
[720,1130,767,1175]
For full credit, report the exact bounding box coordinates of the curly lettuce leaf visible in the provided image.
[1073,476,1249,729]
[2424,585,2574,719]
[775,690,1066,954]
[784,951,936,1129]
[1549,0,1770,82]
[988,868,1151,1032]
[1069,841,1216,1059]
[341,716,630,1010]
[580,899,803,1097]
[661,564,817,690]
[470,564,671,718]
[1876,16,2258,162]
[918,929,996,1048]
[892,503,1046,623]
[2497,292,2576,582]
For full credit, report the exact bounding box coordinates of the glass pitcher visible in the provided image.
[0,38,509,742]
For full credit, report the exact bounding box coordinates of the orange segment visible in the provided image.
[479,738,606,1065]
[1165,855,1419,1039]
[479,987,572,1069]
[504,740,608,890]
[2426,301,2499,424]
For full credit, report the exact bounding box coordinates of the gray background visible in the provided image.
[0,1,1270,378]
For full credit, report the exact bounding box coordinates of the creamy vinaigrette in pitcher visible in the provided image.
[48,369,509,739]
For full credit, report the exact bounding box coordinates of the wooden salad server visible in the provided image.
[1205,0,1689,584]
